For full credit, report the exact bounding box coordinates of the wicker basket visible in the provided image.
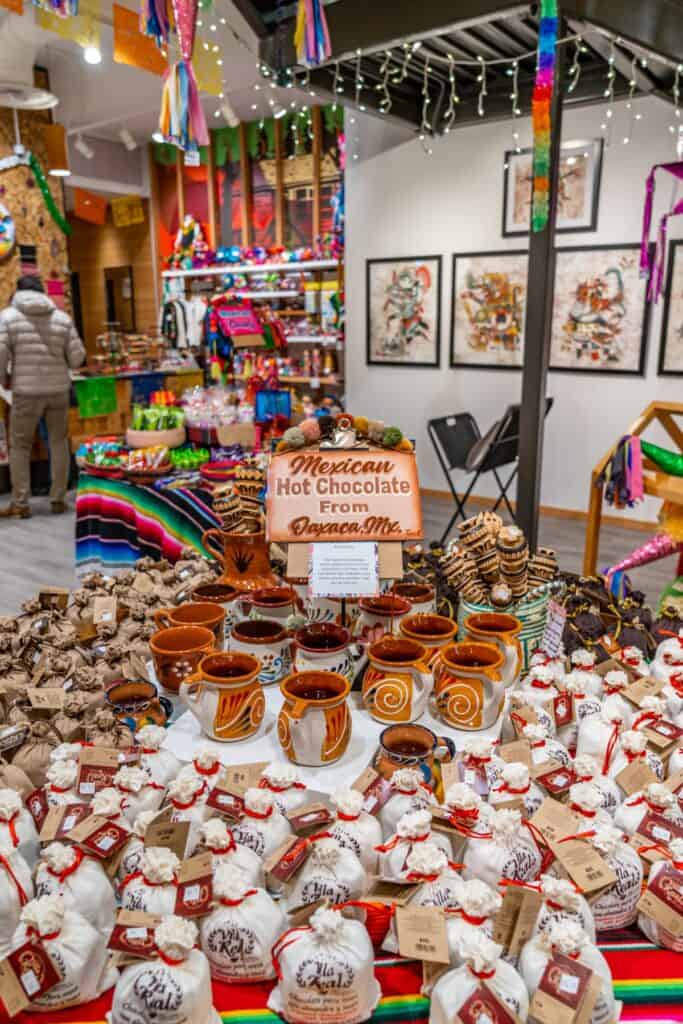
[125,426,186,450]
[457,586,556,672]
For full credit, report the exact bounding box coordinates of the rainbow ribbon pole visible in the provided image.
[294,0,331,67]
[531,0,558,232]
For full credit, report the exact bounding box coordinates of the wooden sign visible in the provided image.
[266,448,423,543]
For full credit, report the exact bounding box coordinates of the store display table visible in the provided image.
[75,472,220,575]
[11,942,682,1023]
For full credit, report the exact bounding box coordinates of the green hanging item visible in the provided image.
[153,142,178,166]
[641,439,683,477]
[28,153,71,236]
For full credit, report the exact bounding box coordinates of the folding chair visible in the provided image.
[428,399,554,545]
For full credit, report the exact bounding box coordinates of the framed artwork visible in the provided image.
[550,244,649,376]
[450,250,528,369]
[502,138,603,236]
[366,256,442,367]
[658,240,683,375]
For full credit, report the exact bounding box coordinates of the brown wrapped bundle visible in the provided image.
[69,667,105,709]
[0,758,34,799]
[12,720,62,787]
[0,654,30,698]
[53,694,89,743]
[85,707,134,749]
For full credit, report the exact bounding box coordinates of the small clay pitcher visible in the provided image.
[154,602,226,647]
[105,680,173,733]
[239,586,300,626]
[400,613,458,666]
[433,641,505,731]
[362,636,432,723]
[229,618,292,685]
[355,595,412,640]
[149,625,216,694]
[373,723,455,798]
[463,612,522,688]
[179,652,264,742]
[201,528,278,592]
[278,670,351,766]
[293,623,354,684]
[391,582,437,615]
[191,582,240,640]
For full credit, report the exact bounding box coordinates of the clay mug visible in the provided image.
[191,582,240,640]
[278,670,351,766]
[229,618,292,685]
[153,601,226,647]
[362,636,432,723]
[373,722,455,799]
[433,641,505,731]
[239,586,300,626]
[179,652,264,742]
[400,613,458,667]
[305,596,360,627]
[104,679,173,733]
[293,623,354,684]
[201,528,278,592]
[463,612,522,688]
[149,625,216,694]
[355,595,412,640]
[391,582,437,615]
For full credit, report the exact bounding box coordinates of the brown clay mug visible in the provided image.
[433,641,505,731]
[372,722,455,800]
[400,613,458,666]
[362,636,432,723]
[293,623,354,683]
[238,586,300,626]
[463,612,522,688]
[179,652,264,742]
[355,595,412,640]
[278,670,351,766]
[149,625,216,694]
[191,582,240,640]
[229,618,292,685]
[391,582,436,614]
[105,679,173,732]
[153,602,226,646]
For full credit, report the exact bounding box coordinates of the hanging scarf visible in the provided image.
[294,0,331,67]
[640,161,683,300]
[158,0,208,151]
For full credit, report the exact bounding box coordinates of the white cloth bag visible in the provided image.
[382,843,464,955]
[614,782,683,836]
[201,818,264,886]
[114,765,165,824]
[0,848,33,957]
[284,835,368,911]
[637,838,683,952]
[35,842,115,939]
[230,788,292,859]
[0,788,39,867]
[268,906,380,1024]
[573,755,622,818]
[489,763,544,818]
[429,933,529,1024]
[44,760,81,808]
[120,847,180,916]
[136,725,182,787]
[258,762,309,815]
[377,768,435,839]
[531,874,596,943]
[329,789,383,873]
[463,809,541,889]
[377,809,452,881]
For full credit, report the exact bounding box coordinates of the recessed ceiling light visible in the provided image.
[84,46,102,65]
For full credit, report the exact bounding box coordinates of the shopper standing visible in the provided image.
[0,275,85,518]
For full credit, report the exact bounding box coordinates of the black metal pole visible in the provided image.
[516,19,566,549]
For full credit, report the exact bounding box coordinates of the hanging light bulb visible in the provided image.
[83,45,102,65]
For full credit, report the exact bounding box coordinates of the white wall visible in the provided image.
[345,96,683,519]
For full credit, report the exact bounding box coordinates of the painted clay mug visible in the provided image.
[463,612,522,688]
[372,723,455,799]
[229,618,292,685]
[153,601,226,646]
[305,596,360,627]
[362,636,432,723]
[149,625,216,694]
[278,670,351,766]
[400,613,458,667]
[293,623,354,684]
[191,582,240,640]
[355,595,412,640]
[105,680,173,733]
[391,582,437,615]
[201,528,278,592]
[179,652,264,742]
[433,641,505,731]
[239,586,300,626]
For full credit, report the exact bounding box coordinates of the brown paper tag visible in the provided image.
[287,802,334,835]
[422,960,449,993]
[108,911,161,959]
[637,810,683,846]
[220,762,270,794]
[493,796,526,814]
[68,813,131,859]
[26,688,64,711]
[38,586,70,611]
[174,852,213,917]
[144,819,190,861]
[530,953,599,1024]
[530,798,582,846]
[643,719,683,757]
[550,839,617,894]
[264,836,311,882]
[530,758,563,781]
[351,767,393,814]
[456,981,523,1024]
[367,877,419,906]
[498,740,532,769]
[93,596,118,625]
[205,783,245,820]
[493,886,543,956]
[439,760,463,792]
[39,803,90,843]
[624,677,665,707]
[615,759,658,797]
[0,956,30,1017]
[637,864,683,937]
[77,747,121,796]
[288,899,329,928]
[76,620,99,644]
[665,769,683,795]
[395,905,449,963]
[3,938,62,1013]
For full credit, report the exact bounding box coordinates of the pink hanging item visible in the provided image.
[640,161,683,301]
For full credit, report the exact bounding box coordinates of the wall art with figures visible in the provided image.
[450,250,528,369]
[366,256,441,367]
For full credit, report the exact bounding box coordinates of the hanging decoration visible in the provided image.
[158,0,209,150]
[640,161,683,301]
[113,2,166,74]
[32,0,77,17]
[27,153,72,235]
[0,203,16,262]
[641,439,683,478]
[530,0,558,232]
[294,0,331,68]
[605,533,683,597]
[140,0,172,45]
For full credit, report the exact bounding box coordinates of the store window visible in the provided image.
[213,126,242,248]
[283,110,314,247]
[249,121,276,247]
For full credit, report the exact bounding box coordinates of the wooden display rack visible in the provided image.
[583,400,683,575]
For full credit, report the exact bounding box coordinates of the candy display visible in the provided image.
[130,403,185,432]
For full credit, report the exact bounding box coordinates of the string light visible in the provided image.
[331,61,343,112]
[669,65,683,151]
[477,55,487,118]
[601,38,616,146]
[567,37,582,93]
[510,58,520,151]
[354,50,366,111]
[442,54,459,133]
[421,59,432,133]
[623,55,637,144]
[378,50,392,115]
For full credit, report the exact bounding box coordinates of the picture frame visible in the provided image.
[502,138,603,237]
[658,239,683,375]
[366,255,442,368]
[549,244,649,376]
[450,250,528,370]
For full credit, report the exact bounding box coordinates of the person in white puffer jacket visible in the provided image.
[0,277,85,518]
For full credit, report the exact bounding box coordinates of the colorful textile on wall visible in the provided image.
[111,194,145,227]
[0,0,23,13]
[294,0,331,67]
[530,0,558,232]
[640,161,683,301]
[158,0,209,150]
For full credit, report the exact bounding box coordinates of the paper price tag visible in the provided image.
[351,767,393,814]
[395,905,449,963]
[615,759,658,796]
[540,600,567,658]
[309,542,379,599]
[550,839,616,894]
[220,762,269,794]
[530,798,582,846]
[624,677,665,707]
[498,741,532,769]
[144,820,190,861]
[287,802,334,834]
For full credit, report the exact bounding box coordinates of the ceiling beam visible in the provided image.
[231,0,270,38]
[567,17,661,97]
[563,0,683,67]
[260,0,529,68]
